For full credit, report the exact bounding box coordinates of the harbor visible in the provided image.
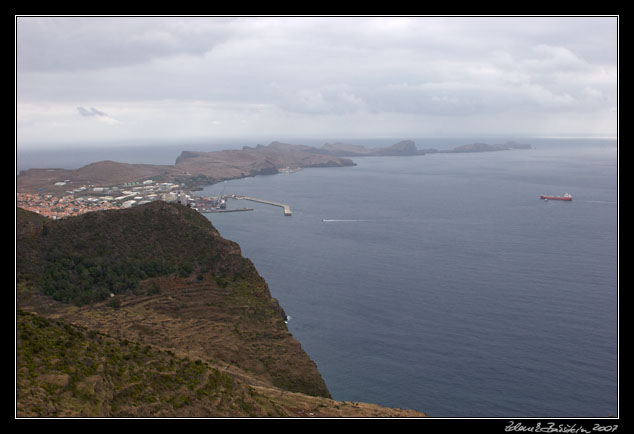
[233,195,292,216]
[201,208,254,213]
[193,194,292,216]
[16,175,293,219]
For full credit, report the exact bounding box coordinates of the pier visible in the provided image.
[234,196,292,216]
[201,208,253,214]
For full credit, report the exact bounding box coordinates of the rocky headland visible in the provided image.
[16,202,426,417]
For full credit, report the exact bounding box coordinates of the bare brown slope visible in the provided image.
[17,142,354,194]
[17,202,328,397]
[16,203,426,417]
[17,310,425,417]
[174,142,354,179]
[17,161,182,193]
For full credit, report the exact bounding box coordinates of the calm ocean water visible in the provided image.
[17,138,618,417]
[196,139,618,417]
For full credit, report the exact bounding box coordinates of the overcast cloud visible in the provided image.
[16,16,618,147]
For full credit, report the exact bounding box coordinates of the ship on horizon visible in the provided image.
[540,193,573,201]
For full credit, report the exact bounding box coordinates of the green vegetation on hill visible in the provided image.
[16,310,291,417]
[16,199,426,417]
[17,201,262,306]
[16,201,332,406]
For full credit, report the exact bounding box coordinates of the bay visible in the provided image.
[16,137,618,417]
[197,139,618,417]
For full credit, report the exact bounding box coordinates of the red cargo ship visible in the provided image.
[540,193,573,201]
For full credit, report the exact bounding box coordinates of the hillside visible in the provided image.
[16,310,275,417]
[16,310,423,417]
[16,161,182,194]
[17,201,260,306]
[17,142,354,194]
[16,202,426,417]
[173,141,355,182]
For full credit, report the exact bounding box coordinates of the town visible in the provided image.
[16,179,201,220]
[17,178,292,219]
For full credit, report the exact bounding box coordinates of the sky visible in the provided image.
[16,16,618,149]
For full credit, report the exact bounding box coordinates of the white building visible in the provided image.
[162,192,178,202]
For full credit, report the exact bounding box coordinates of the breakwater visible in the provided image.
[234,196,292,216]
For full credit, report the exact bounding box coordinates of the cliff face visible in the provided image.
[16,309,425,417]
[16,202,428,417]
[16,202,331,409]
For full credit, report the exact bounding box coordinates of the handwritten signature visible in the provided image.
[505,421,618,433]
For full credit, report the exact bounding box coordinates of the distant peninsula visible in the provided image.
[434,141,532,153]
[320,139,531,156]
[17,140,531,194]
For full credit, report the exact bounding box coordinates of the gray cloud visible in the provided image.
[16,16,618,144]
[77,106,107,117]
[17,16,236,72]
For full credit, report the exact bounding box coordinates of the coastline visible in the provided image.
[16,139,532,195]
[16,139,533,220]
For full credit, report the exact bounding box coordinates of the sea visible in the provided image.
[16,137,618,418]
